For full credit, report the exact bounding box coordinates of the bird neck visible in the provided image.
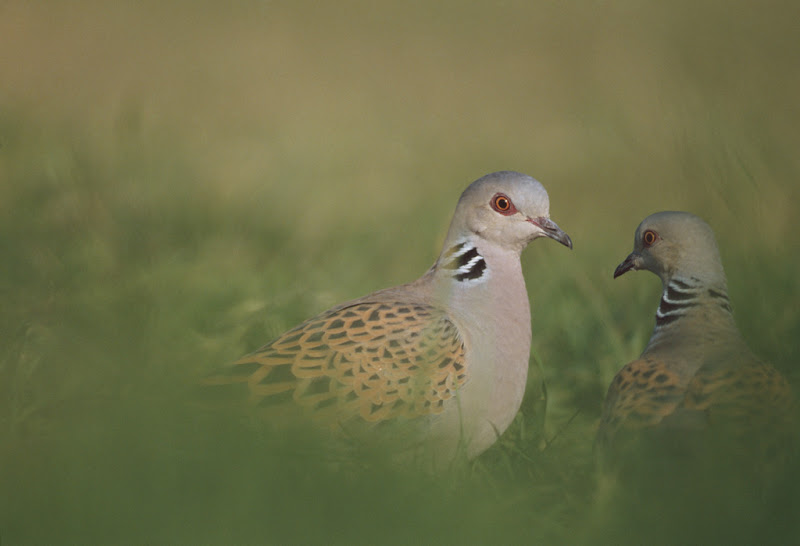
[436,240,490,282]
[645,275,740,352]
[430,236,529,324]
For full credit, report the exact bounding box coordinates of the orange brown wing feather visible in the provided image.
[204,301,468,425]
[598,356,686,446]
[683,360,795,427]
[598,356,795,450]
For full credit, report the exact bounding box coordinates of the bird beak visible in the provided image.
[530,217,573,249]
[613,252,640,278]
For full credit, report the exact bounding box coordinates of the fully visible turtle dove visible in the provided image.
[204,171,572,464]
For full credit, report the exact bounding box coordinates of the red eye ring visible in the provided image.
[490,193,516,215]
[643,229,658,246]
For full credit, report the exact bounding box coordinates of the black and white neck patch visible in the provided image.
[655,276,731,327]
[656,278,700,326]
[440,241,488,282]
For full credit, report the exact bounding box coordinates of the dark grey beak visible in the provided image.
[613,252,639,278]
[531,217,573,249]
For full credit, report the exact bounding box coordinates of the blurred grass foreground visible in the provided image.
[1,1,799,544]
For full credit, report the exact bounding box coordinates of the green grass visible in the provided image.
[1,1,799,543]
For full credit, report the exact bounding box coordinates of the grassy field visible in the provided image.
[1,1,799,543]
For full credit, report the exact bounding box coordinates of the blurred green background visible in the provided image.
[1,0,798,543]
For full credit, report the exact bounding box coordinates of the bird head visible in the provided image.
[614,211,726,288]
[446,171,572,254]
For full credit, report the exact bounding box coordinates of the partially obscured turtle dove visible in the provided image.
[597,211,795,468]
[203,171,572,464]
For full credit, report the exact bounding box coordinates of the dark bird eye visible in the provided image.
[643,230,658,246]
[490,193,516,215]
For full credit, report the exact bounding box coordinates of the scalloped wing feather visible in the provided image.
[205,301,468,426]
[597,356,686,446]
[598,355,795,449]
[684,360,795,425]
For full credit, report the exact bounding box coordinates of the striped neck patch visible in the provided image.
[655,277,731,327]
[707,287,733,313]
[440,241,488,282]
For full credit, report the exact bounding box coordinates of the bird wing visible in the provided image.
[598,353,795,451]
[203,301,468,426]
[683,359,795,427]
[597,355,687,447]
